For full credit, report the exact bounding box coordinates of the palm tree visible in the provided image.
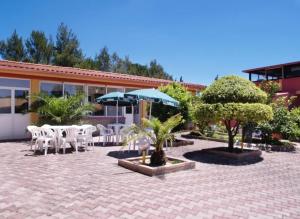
[30,93,94,125]
[127,114,183,166]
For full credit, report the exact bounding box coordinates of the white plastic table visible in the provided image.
[107,123,128,144]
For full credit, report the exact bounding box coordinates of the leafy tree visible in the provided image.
[127,63,148,76]
[75,57,97,70]
[111,52,122,72]
[95,47,111,71]
[30,93,94,125]
[148,59,172,80]
[291,107,300,128]
[194,76,273,150]
[25,30,53,64]
[53,23,83,67]
[259,80,281,104]
[127,114,183,166]
[0,30,26,61]
[152,82,193,130]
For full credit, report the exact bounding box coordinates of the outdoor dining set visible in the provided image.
[26,88,180,156]
[27,123,152,156]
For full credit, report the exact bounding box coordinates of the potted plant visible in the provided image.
[128,114,183,166]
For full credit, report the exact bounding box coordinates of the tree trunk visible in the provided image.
[225,120,234,152]
[228,134,234,151]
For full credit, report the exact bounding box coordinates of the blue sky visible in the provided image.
[1,0,300,85]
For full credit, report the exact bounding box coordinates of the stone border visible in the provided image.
[202,147,262,161]
[118,156,195,176]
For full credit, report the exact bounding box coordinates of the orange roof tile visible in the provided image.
[0,60,205,91]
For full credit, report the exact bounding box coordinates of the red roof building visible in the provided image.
[243,60,300,106]
[0,60,204,140]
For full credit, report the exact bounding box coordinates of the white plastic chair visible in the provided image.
[96,124,114,146]
[164,130,173,151]
[135,137,151,155]
[63,127,80,153]
[77,125,97,151]
[119,127,135,152]
[27,125,40,150]
[36,127,56,156]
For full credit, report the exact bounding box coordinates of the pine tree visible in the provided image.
[111,52,121,72]
[53,23,83,67]
[25,30,53,64]
[95,47,111,71]
[0,30,26,61]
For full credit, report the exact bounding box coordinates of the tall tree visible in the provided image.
[148,59,172,80]
[95,47,111,71]
[53,23,83,67]
[0,30,26,61]
[111,52,121,72]
[25,31,53,64]
[74,57,96,70]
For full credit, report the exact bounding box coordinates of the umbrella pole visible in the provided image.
[132,104,134,124]
[116,100,119,124]
[149,102,152,120]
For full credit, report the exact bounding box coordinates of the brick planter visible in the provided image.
[118,156,195,176]
[202,147,262,161]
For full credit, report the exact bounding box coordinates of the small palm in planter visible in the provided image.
[127,114,183,166]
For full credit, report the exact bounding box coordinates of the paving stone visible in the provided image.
[0,139,299,218]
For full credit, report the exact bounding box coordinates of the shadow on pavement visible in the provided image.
[107,149,154,159]
[183,149,263,166]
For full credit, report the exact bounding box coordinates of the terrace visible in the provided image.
[0,138,300,218]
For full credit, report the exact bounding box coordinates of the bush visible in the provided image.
[193,76,273,150]
[152,82,194,130]
[30,93,94,125]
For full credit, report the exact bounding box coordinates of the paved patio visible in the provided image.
[0,139,300,219]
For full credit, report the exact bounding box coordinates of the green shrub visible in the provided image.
[193,76,273,150]
[152,82,194,130]
[30,93,94,125]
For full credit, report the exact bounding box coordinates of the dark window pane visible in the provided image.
[64,84,84,96]
[0,89,11,114]
[88,86,106,116]
[40,82,63,97]
[0,78,30,88]
[15,90,29,113]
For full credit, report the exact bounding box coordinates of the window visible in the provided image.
[88,86,106,116]
[64,84,84,96]
[40,82,63,97]
[0,89,11,114]
[106,87,124,116]
[0,78,29,88]
[15,90,29,113]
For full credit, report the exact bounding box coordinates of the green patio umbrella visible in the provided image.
[96,92,137,123]
[124,88,179,119]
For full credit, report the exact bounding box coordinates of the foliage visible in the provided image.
[53,23,83,67]
[258,83,299,142]
[194,76,273,150]
[0,25,173,80]
[95,46,111,71]
[126,114,183,166]
[30,93,94,125]
[0,30,26,61]
[152,82,193,130]
[259,80,281,103]
[201,75,268,104]
[291,107,300,127]
[25,31,54,64]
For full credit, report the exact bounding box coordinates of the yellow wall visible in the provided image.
[30,79,40,124]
